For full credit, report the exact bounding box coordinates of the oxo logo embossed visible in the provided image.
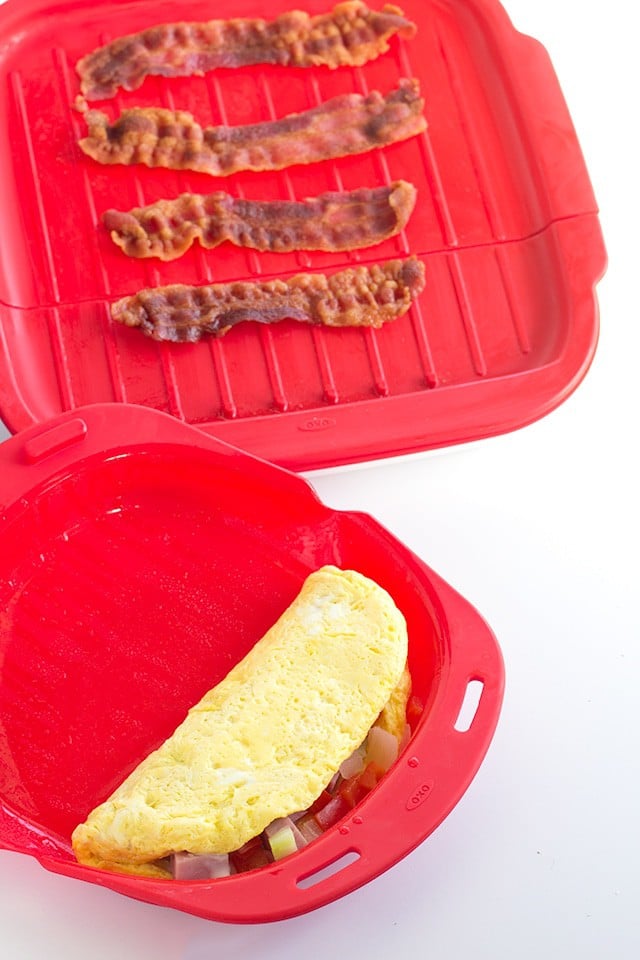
[406,780,434,811]
[298,416,337,432]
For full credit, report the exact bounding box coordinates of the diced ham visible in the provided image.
[171,852,231,880]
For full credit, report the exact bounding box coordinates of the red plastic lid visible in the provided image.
[0,403,504,922]
[0,0,606,470]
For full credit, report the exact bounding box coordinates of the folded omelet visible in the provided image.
[377,663,412,741]
[72,566,408,877]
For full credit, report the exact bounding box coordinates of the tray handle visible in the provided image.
[0,403,318,511]
[484,0,599,221]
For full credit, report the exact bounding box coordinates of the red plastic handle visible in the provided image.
[469,0,598,224]
[0,403,316,511]
[42,548,504,923]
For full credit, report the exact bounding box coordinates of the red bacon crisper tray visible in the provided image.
[0,0,605,470]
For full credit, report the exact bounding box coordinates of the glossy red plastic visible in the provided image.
[0,403,504,922]
[0,0,605,470]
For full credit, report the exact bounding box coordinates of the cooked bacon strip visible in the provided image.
[103,182,417,261]
[76,2,416,101]
[79,79,425,176]
[111,257,425,342]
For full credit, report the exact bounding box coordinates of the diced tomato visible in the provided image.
[338,774,368,809]
[407,694,424,729]
[234,836,263,856]
[314,794,350,830]
[309,789,333,815]
[358,761,385,791]
[230,836,271,874]
[365,726,398,772]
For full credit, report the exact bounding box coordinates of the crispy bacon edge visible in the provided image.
[79,79,426,177]
[110,257,426,342]
[102,182,417,261]
[76,2,416,100]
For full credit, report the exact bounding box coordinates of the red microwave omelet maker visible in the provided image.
[0,0,604,925]
[0,403,504,922]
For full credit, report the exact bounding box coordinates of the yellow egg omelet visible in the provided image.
[72,566,408,877]
[377,664,412,742]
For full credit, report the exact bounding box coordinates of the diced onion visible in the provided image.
[365,725,399,772]
[399,723,411,751]
[297,815,324,843]
[288,809,308,822]
[327,771,341,793]
[339,744,367,780]
[265,817,308,857]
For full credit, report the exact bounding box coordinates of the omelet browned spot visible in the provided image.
[72,566,408,874]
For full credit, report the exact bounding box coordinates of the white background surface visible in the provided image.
[1,1,638,957]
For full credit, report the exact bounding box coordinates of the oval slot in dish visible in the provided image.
[296,851,361,890]
[454,679,484,732]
